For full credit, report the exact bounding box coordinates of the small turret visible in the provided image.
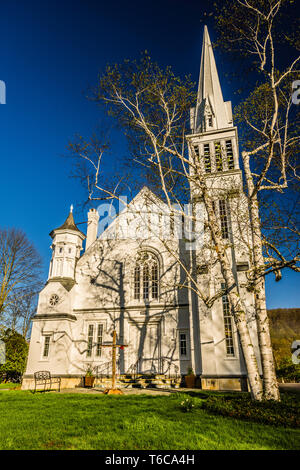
[48,205,86,281]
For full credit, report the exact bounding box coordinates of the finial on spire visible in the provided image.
[70,204,73,213]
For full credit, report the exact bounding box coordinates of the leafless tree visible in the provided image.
[0,228,43,328]
[4,290,38,339]
[213,0,300,400]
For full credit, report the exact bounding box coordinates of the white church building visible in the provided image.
[22,27,261,391]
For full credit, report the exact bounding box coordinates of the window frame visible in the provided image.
[214,141,223,172]
[133,252,160,302]
[151,263,159,299]
[178,329,190,359]
[221,283,235,357]
[96,324,103,357]
[86,322,105,359]
[203,143,211,173]
[86,324,94,358]
[143,263,149,300]
[42,335,51,359]
[134,265,141,300]
[225,139,234,170]
[179,332,187,357]
[219,199,229,239]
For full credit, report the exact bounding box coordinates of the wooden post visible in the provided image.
[111,330,117,390]
[102,330,128,395]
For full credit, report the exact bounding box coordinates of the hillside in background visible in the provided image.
[268,308,300,366]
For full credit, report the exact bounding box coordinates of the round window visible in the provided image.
[49,294,59,306]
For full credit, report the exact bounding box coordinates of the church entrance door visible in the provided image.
[129,322,161,374]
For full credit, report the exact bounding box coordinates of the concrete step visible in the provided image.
[96,374,182,390]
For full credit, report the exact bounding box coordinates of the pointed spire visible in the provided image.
[193,26,233,133]
[49,207,85,238]
[57,210,78,231]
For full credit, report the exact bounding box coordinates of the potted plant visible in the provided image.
[84,366,95,388]
[185,367,196,388]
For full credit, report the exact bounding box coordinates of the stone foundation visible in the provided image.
[21,376,82,391]
[22,375,248,392]
[200,377,248,392]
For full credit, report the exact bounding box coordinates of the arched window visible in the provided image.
[133,251,160,301]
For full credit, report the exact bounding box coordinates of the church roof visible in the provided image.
[97,185,171,242]
[50,208,85,238]
[193,25,233,132]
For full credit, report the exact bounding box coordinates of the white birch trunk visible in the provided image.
[201,186,263,400]
[243,153,280,401]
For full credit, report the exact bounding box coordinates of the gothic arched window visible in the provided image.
[133,251,160,301]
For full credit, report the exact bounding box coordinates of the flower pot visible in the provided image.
[185,374,196,388]
[84,376,95,388]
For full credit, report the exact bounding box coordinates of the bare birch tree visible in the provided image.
[214,0,300,400]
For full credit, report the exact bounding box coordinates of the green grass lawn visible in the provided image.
[0,382,19,390]
[0,390,299,450]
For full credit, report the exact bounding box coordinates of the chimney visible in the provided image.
[86,208,99,250]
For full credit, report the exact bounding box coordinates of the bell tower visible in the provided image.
[188,26,241,187]
[185,28,254,382]
[48,205,86,282]
[186,25,248,265]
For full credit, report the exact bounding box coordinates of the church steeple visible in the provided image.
[191,26,233,133]
[187,26,240,177]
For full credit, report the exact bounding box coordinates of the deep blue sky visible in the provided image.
[0,0,298,309]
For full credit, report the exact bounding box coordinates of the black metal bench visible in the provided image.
[33,371,61,393]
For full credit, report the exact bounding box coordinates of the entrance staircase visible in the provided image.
[94,373,182,390]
